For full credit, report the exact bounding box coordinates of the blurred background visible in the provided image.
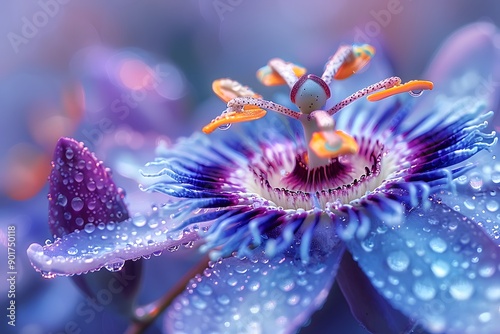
[0,0,499,333]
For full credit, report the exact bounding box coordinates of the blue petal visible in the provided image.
[435,148,500,245]
[343,202,500,333]
[337,252,415,333]
[164,228,344,334]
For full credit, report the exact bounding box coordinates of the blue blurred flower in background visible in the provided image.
[1,1,500,334]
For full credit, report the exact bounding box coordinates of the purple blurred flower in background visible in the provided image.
[26,21,500,334]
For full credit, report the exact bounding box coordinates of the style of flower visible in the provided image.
[28,24,500,334]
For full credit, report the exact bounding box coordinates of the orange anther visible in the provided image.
[202,108,267,134]
[367,80,434,102]
[334,45,375,80]
[212,78,262,103]
[257,64,307,86]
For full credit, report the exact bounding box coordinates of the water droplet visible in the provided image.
[71,197,84,212]
[361,239,374,252]
[234,265,248,274]
[105,259,125,272]
[463,199,475,210]
[408,90,423,97]
[217,294,230,305]
[449,280,474,300]
[486,200,499,212]
[429,237,447,253]
[84,223,95,233]
[479,312,492,323]
[57,194,68,207]
[197,283,213,296]
[386,250,410,272]
[248,281,260,291]
[74,172,84,183]
[469,174,483,190]
[87,181,96,191]
[133,214,147,227]
[485,285,500,301]
[430,260,450,278]
[74,218,84,227]
[413,280,436,301]
[192,296,207,310]
[249,304,260,314]
[227,276,238,287]
[479,264,496,278]
[278,278,295,292]
[218,123,231,131]
[65,148,74,160]
[67,247,78,255]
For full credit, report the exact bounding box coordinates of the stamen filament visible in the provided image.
[228,97,300,119]
[327,76,401,116]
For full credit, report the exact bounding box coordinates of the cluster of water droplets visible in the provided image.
[48,140,129,238]
[27,205,214,278]
[348,201,500,333]
[165,238,343,334]
[439,159,500,243]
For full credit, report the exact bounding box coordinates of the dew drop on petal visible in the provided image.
[278,278,295,292]
[75,217,84,227]
[449,280,474,300]
[217,294,230,305]
[430,260,450,278]
[65,148,74,160]
[479,312,492,323]
[429,237,447,253]
[104,259,125,272]
[67,247,78,255]
[71,197,84,212]
[133,214,147,227]
[57,194,68,207]
[84,223,95,233]
[485,285,500,301]
[413,280,436,301]
[226,276,238,287]
[486,200,498,212]
[87,181,96,191]
[74,172,84,183]
[386,250,410,272]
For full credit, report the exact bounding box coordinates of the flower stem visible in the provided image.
[125,254,210,334]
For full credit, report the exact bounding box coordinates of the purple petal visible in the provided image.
[48,137,129,237]
[343,202,500,333]
[337,252,415,333]
[164,227,344,334]
[26,206,206,277]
